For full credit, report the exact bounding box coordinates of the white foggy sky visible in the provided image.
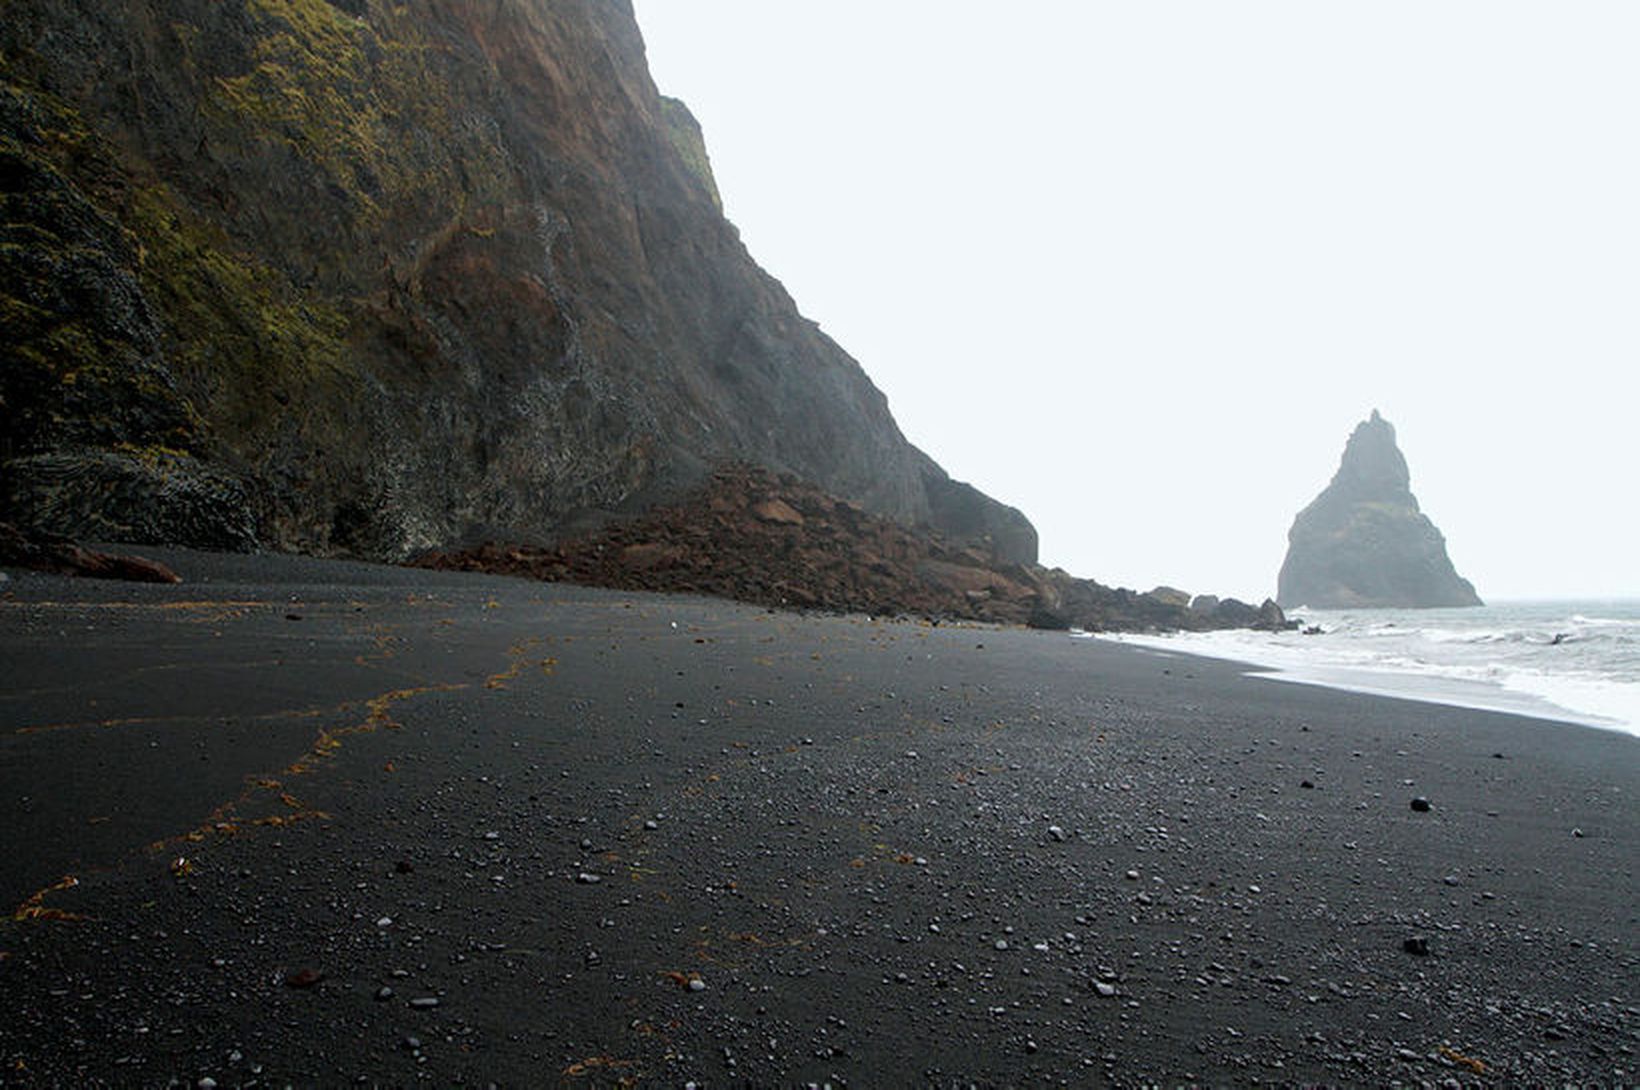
[632,2,1637,602]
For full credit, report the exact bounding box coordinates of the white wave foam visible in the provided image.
[1097,622,1640,738]
[1572,614,1640,628]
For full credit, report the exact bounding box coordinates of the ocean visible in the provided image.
[1096,600,1640,738]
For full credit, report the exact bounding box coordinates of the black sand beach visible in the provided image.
[1,551,1635,1086]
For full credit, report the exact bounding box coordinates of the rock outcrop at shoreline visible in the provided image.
[418,463,1291,633]
[1278,411,1482,609]
[0,0,1031,565]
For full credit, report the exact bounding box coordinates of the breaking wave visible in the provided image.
[1097,600,1640,736]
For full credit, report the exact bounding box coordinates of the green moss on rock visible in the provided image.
[659,96,721,211]
[127,183,350,396]
[0,85,200,462]
[199,0,501,242]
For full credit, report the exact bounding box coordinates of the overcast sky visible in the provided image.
[632,2,1636,602]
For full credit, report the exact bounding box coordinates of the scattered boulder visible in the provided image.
[1147,586,1192,609]
[1209,598,1260,626]
[618,542,688,572]
[1253,598,1290,631]
[1026,604,1072,631]
[750,498,805,526]
[283,967,325,989]
[0,522,181,583]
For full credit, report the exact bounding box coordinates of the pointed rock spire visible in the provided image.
[1277,412,1481,608]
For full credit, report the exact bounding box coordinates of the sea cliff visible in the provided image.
[0,0,1031,562]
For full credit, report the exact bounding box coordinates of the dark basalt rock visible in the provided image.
[3,450,257,552]
[1203,596,1295,632]
[1277,411,1481,609]
[0,0,1033,564]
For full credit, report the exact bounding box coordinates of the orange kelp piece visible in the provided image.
[12,876,86,922]
[1438,1046,1487,1074]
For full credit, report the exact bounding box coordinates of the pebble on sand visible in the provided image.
[283,968,324,989]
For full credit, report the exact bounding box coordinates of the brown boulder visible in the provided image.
[921,560,1032,602]
[1148,586,1192,609]
[0,522,182,584]
[618,542,687,571]
[751,498,805,526]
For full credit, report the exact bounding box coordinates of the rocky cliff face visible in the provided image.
[0,0,1034,563]
[1278,411,1481,609]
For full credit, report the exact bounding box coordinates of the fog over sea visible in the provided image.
[1097,601,1640,737]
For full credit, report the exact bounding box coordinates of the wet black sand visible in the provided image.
[1,550,1635,1086]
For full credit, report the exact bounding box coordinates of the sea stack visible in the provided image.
[1277,411,1481,609]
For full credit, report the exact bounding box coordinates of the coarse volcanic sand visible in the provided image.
[0,549,1635,1086]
